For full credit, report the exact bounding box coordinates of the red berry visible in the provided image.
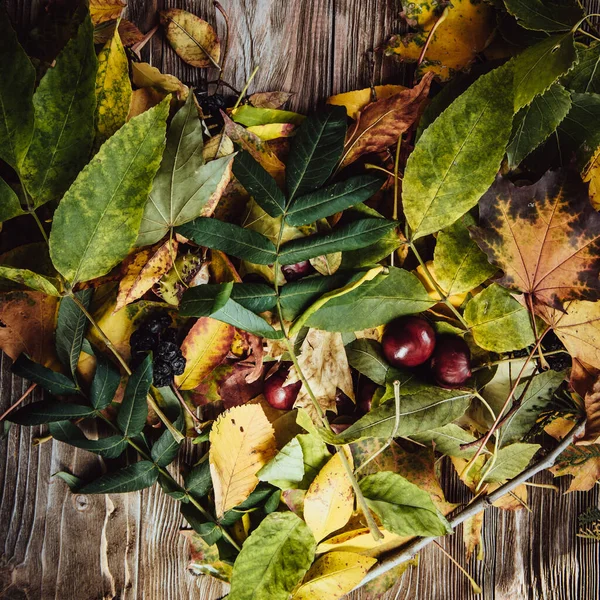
[382,316,436,368]
[430,335,472,388]
[264,365,302,410]
[281,261,312,282]
[357,378,378,414]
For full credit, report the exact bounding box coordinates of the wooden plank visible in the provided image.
[2,1,600,599]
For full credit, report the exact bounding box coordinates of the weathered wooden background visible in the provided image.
[2,1,600,599]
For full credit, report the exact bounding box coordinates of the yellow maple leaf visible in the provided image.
[209,404,277,518]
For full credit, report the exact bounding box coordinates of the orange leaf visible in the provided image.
[550,444,600,492]
[339,73,433,169]
[472,171,600,310]
[175,317,234,390]
[89,0,126,25]
[115,240,176,312]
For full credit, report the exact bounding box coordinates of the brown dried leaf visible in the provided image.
[463,512,484,561]
[127,87,166,120]
[550,444,600,492]
[339,73,433,168]
[249,91,294,110]
[160,8,220,69]
[115,240,176,312]
[473,171,600,310]
[93,19,145,47]
[131,62,189,101]
[327,84,407,120]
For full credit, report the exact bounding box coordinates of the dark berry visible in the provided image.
[430,335,471,388]
[195,92,228,129]
[546,353,571,372]
[157,341,179,362]
[335,390,355,416]
[357,378,378,414]
[281,261,313,282]
[153,358,174,387]
[171,356,186,376]
[264,364,302,410]
[161,328,178,345]
[382,316,436,368]
[146,314,171,335]
[130,330,157,352]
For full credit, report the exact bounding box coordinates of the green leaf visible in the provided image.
[345,338,388,386]
[11,354,79,396]
[230,282,277,313]
[503,0,584,32]
[499,370,565,445]
[556,92,600,167]
[49,421,128,459]
[562,42,600,93]
[286,106,347,200]
[49,98,169,284]
[0,10,35,170]
[411,424,478,458]
[181,504,222,545]
[403,65,514,239]
[329,389,473,444]
[137,94,234,246]
[279,272,352,321]
[433,217,496,296]
[341,226,404,269]
[285,176,383,227]
[464,284,535,353]
[232,105,305,127]
[176,217,277,265]
[0,176,25,223]
[184,460,213,500]
[482,442,540,483]
[360,472,451,536]
[0,266,61,295]
[8,401,94,425]
[151,414,184,467]
[257,437,305,488]
[232,150,285,217]
[507,83,572,168]
[229,512,316,600]
[278,219,396,265]
[117,355,152,436]
[78,460,159,494]
[296,433,331,489]
[21,15,97,206]
[179,281,233,317]
[90,353,121,410]
[306,267,434,332]
[53,471,85,492]
[56,289,92,376]
[512,33,577,111]
[212,299,282,340]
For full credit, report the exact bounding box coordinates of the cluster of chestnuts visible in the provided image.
[262,315,472,429]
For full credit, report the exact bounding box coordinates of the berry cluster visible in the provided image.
[129,314,186,388]
[193,91,228,130]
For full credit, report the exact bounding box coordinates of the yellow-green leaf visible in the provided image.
[209,404,277,518]
[90,0,126,25]
[292,551,376,600]
[95,27,132,146]
[303,451,354,542]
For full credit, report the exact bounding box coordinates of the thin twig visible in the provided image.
[214,2,230,91]
[232,65,259,110]
[170,383,201,425]
[0,383,37,421]
[415,7,450,73]
[352,418,585,591]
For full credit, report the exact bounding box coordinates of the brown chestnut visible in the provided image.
[264,364,302,410]
[430,335,472,388]
[281,260,313,282]
[357,378,378,414]
[382,316,436,368]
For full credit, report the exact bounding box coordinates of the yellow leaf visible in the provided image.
[90,0,125,25]
[95,27,132,146]
[386,0,494,81]
[247,123,297,141]
[414,261,470,308]
[115,240,176,312]
[131,62,189,101]
[327,85,407,120]
[203,134,235,161]
[209,404,277,517]
[292,551,376,600]
[316,528,404,557]
[160,9,220,69]
[176,317,235,390]
[463,512,484,561]
[304,450,354,542]
[583,149,600,210]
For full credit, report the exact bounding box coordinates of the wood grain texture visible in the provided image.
[2,1,600,599]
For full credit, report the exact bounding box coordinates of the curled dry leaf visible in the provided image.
[473,171,600,311]
[127,87,166,120]
[175,317,235,391]
[89,0,126,25]
[287,329,354,418]
[303,449,354,542]
[131,62,189,101]
[339,73,433,169]
[386,0,495,80]
[249,91,294,110]
[209,404,277,517]
[550,444,600,492]
[93,19,145,47]
[327,84,406,120]
[114,240,176,312]
[160,9,220,69]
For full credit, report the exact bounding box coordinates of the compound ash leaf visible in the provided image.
[49,99,169,284]
[115,240,177,312]
[209,404,277,518]
[291,551,376,600]
[550,444,600,492]
[94,27,132,147]
[472,171,600,310]
[339,74,433,168]
[327,85,406,120]
[160,8,220,69]
[303,450,354,542]
[90,0,126,25]
[175,317,234,390]
[21,15,97,207]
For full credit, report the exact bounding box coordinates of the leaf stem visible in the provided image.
[0,383,37,422]
[232,65,259,110]
[214,1,230,92]
[29,209,50,246]
[416,6,450,72]
[471,349,566,372]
